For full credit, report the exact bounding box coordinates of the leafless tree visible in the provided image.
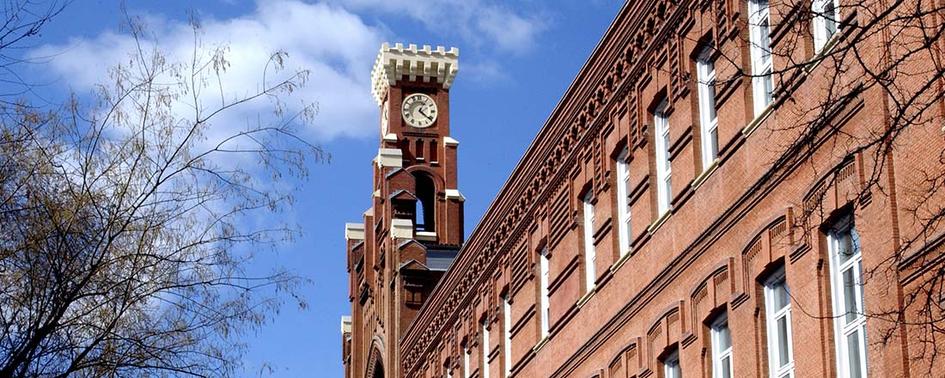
[704,0,944,372]
[0,5,323,377]
[0,0,69,108]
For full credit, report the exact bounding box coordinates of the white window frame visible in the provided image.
[503,294,512,377]
[616,148,632,256]
[696,47,719,170]
[711,314,734,378]
[463,342,471,378]
[764,268,795,378]
[748,0,774,116]
[582,190,597,291]
[654,100,672,215]
[482,319,491,378]
[828,218,868,378]
[538,248,551,339]
[663,350,681,378]
[812,0,840,52]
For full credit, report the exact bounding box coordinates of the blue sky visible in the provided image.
[20,1,622,375]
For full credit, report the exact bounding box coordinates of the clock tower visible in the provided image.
[343,43,463,378]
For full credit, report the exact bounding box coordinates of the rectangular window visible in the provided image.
[503,294,512,377]
[765,268,795,378]
[654,100,672,215]
[482,319,491,378]
[464,342,471,378]
[748,0,774,116]
[711,314,734,378]
[828,218,868,378]
[538,248,551,338]
[696,48,719,169]
[663,350,681,378]
[616,148,632,256]
[582,191,597,291]
[812,0,840,52]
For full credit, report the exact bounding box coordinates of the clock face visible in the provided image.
[402,93,438,128]
[381,100,389,134]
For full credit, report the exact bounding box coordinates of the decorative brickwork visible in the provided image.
[343,1,945,377]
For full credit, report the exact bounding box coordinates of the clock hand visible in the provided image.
[418,108,434,121]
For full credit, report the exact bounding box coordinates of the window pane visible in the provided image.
[759,18,771,62]
[857,260,865,305]
[718,324,731,350]
[671,361,681,378]
[838,231,855,263]
[777,316,790,366]
[721,356,732,378]
[762,72,773,104]
[774,280,790,310]
[709,128,718,150]
[664,352,681,378]
[705,79,717,122]
[625,216,632,250]
[847,331,863,378]
[825,2,837,38]
[664,175,672,200]
[843,268,859,322]
[662,133,671,171]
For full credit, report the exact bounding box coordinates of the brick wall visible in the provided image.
[383,1,945,377]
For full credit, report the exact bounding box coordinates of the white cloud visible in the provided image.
[337,0,547,53]
[475,6,545,52]
[28,0,384,140]
[27,0,551,142]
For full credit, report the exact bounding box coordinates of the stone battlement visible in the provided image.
[370,42,459,105]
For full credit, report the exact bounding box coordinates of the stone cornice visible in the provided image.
[399,0,695,374]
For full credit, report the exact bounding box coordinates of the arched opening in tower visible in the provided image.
[372,359,384,378]
[413,172,436,232]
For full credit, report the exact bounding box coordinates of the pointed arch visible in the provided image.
[366,344,385,378]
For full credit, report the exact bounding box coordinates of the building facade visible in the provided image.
[343,1,945,377]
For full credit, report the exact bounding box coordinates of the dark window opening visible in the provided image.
[416,139,425,160]
[372,358,384,378]
[414,173,436,232]
[406,287,424,305]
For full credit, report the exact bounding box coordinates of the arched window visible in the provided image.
[369,347,385,378]
[414,172,436,232]
[372,360,384,378]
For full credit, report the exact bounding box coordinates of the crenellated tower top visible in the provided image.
[370,43,459,106]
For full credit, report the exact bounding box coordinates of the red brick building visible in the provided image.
[342,1,945,377]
